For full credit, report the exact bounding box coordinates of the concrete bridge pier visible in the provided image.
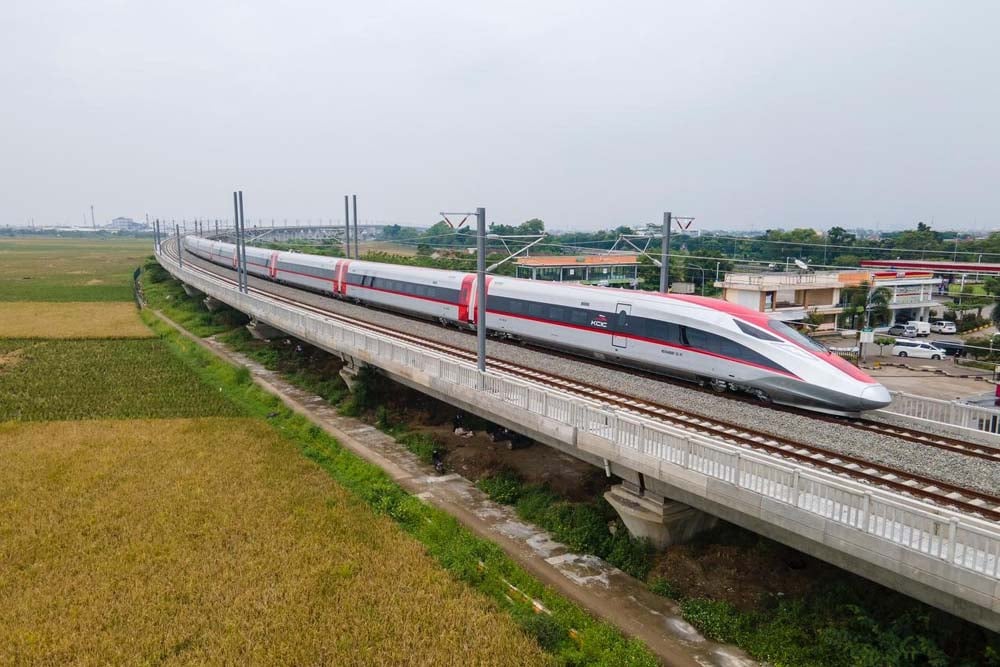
[605,483,718,549]
[203,296,226,312]
[246,318,286,341]
[338,355,366,391]
[181,283,203,298]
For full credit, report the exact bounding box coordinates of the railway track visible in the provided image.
[161,242,1000,522]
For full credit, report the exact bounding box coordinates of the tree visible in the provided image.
[827,226,856,246]
[866,286,892,326]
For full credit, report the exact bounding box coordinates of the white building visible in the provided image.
[715,269,943,328]
[107,217,147,232]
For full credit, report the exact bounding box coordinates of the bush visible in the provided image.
[477,469,525,505]
[648,577,681,600]
[397,432,439,465]
[478,472,655,580]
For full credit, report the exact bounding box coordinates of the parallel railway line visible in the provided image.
[162,241,1000,522]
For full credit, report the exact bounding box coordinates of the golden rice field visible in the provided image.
[0,417,548,666]
[0,301,152,338]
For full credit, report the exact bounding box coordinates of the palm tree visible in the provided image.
[864,285,892,328]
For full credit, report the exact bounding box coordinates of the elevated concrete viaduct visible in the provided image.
[156,238,1000,631]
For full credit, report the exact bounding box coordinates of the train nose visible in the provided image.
[859,384,892,411]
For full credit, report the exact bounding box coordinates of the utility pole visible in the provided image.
[352,194,359,259]
[90,205,96,229]
[476,207,487,373]
[344,195,350,258]
[659,211,672,293]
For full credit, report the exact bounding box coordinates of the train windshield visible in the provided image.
[767,320,828,353]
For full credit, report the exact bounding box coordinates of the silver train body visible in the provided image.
[184,236,892,413]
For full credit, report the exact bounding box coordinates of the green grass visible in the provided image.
[0,338,242,421]
[948,282,988,296]
[0,237,150,302]
[142,259,247,336]
[478,470,655,580]
[139,309,659,666]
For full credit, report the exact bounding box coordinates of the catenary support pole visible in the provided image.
[660,211,672,293]
[232,192,241,291]
[476,206,487,373]
[352,194,359,259]
[238,191,247,293]
[175,224,183,269]
[344,195,350,258]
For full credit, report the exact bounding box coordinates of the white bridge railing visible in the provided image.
[158,244,1000,604]
[884,391,1000,437]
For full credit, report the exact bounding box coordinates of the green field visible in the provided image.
[0,338,241,420]
[0,237,150,301]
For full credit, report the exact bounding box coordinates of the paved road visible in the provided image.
[867,358,995,400]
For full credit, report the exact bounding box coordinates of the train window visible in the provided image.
[768,320,827,352]
[684,327,708,350]
[734,320,782,342]
[720,337,743,358]
[570,309,589,325]
[649,321,681,344]
[528,302,545,318]
[509,299,524,314]
[550,306,566,322]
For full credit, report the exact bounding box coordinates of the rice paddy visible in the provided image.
[0,237,150,301]
[0,235,656,665]
[0,301,152,338]
[0,338,241,420]
[0,418,548,666]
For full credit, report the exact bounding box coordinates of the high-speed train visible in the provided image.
[184,236,892,413]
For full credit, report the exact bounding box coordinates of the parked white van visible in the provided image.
[931,320,957,334]
[907,321,931,337]
[892,339,944,359]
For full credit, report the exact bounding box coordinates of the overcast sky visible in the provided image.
[2,1,998,231]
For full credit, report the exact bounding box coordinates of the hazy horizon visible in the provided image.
[3,1,998,232]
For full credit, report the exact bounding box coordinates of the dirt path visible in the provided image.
[154,310,755,667]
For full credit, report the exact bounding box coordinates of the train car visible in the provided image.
[181,235,890,412]
[273,252,339,294]
[483,278,889,412]
[341,261,472,322]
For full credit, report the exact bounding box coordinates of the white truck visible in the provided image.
[907,320,931,337]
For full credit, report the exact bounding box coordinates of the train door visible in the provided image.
[268,252,279,279]
[611,303,632,349]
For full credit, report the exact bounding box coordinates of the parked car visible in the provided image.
[888,324,918,338]
[931,320,957,334]
[931,339,967,357]
[892,340,945,360]
[907,320,931,336]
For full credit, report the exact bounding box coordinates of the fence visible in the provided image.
[158,246,1000,598]
[885,391,1000,436]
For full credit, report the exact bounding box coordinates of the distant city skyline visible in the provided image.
[3,1,998,232]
